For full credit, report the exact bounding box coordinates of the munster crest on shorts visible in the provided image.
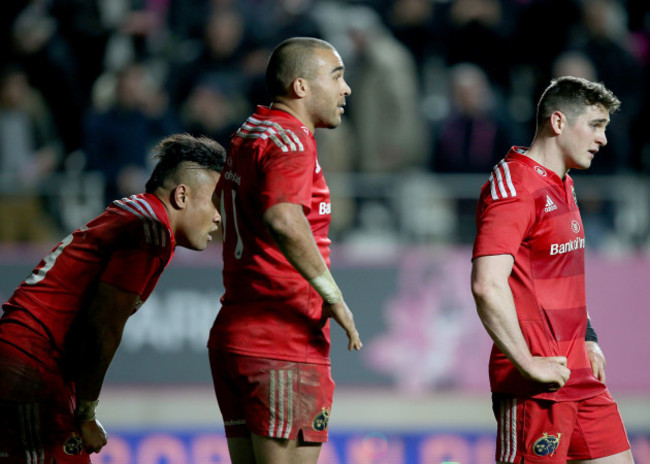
[63,433,84,455]
[312,407,330,431]
[532,432,562,457]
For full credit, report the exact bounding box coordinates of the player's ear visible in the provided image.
[171,184,189,210]
[550,111,565,135]
[292,77,309,98]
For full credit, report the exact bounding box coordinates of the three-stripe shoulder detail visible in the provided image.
[489,160,518,200]
[236,116,305,152]
[113,196,168,247]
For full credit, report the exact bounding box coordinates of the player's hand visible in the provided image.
[586,340,606,383]
[79,418,108,454]
[520,356,571,391]
[323,301,363,351]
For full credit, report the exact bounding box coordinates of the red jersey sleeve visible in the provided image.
[259,145,314,212]
[473,186,536,259]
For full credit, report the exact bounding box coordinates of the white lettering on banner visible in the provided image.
[90,431,501,464]
[319,202,331,215]
[121,290,222,352]
[224,170,241,185]
[550,237,585,256]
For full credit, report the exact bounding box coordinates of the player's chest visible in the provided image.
[528,186,584,256]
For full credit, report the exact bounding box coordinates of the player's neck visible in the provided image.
[269,101,314,132]
[153,190,178,236]
[525,140,569,179]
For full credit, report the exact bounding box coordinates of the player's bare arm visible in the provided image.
[74,282,140,453]
[471,254,571,390]
[263,202,362,350]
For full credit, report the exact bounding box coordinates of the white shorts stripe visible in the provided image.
[284,370,294,439]
[510,398,518,462]
[498,397,518,463]
[267,369,296,438]
[504,398,512,461]
[269,370,277,436]
[277,370,286,437]
[19,403,45,464]
[497,401,506,462]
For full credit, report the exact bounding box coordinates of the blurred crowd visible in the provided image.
[0,0,649,246]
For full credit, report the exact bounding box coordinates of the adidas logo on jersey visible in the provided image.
[544,195,557,213]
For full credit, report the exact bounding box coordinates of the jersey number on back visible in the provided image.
[221,189,244,259]
[25,233,75,285]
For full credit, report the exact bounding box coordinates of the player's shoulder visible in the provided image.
[233,107,312,154]
[111,194,165,220]
[485,151,545,202]
[109,194,171,246]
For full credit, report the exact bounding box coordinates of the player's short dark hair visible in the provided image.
[266,37,335,100]
[145,133,226,193]
[536,76,621,129]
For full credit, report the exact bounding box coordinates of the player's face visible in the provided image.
[560,104,609,170]
[306,48,351,129]
[180,171,221,251]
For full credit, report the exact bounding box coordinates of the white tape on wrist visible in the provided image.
[309,268,343,304]
[75,399,99,422]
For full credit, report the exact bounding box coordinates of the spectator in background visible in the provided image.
[441,0,516,93]
[180,76,247,146]
[165,0,212,44]
[551,50,598,83]
[239,0,326,107]
[0,0,25,65]
[166,7,250,110]
[512,0,582,94]
[245,0,323,46]
[385,0,446,88]
[48,0,111,103]
[8,0,88,154]
[429,63,512,174]
[0,65,62,243]
[564,0,645,173]
[84,62,179,203]
[343,5,427,173]
[625,0,650,174]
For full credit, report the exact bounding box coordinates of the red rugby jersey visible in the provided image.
[473,147,606,401]
[209,106,332,364]
[0,194,175,363]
